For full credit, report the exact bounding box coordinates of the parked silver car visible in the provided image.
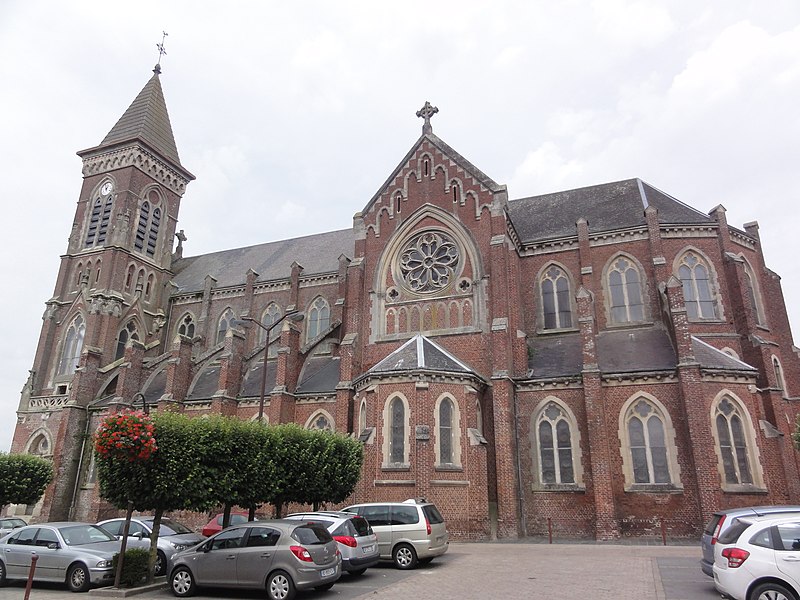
[0,517,27,538]
[343,498,449,569]
[285,511,379,575]
[169,520,341,600]
[0,522,143,592]
[97,516,205,577]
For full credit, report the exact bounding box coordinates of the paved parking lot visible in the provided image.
[0,542,722,600]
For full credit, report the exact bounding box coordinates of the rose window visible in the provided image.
[399,231,460,293]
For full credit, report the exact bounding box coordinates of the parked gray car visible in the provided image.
[169,520,341,600]
[0,522,144,592]
[700,505,800,576]
[0,517,27,538]
[97,516,205,577]
[285,511,379,575]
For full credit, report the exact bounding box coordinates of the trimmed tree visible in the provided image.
[95,411,217,583]
[0,452,53,508]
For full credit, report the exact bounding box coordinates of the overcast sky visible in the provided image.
[1,1,798,453]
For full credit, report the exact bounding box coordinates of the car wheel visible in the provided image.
[750,582,798,600]
[67,563,91,593]
[392,543,418,570]
[349,568,367,576]
[266,570,296,600]
[170,567,196,598]
[0,559,7,586]
[315,582,335,591]
[154,550,167,577]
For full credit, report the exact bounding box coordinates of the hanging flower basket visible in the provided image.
[94,411,157,462]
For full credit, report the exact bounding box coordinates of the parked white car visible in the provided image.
[713,514,800,600]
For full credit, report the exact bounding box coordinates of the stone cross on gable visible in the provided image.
[416,101,439,135]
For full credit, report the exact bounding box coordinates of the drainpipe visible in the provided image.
[68,396,112,521]
[509,377,526,538]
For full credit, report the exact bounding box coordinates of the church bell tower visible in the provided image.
[14,63,194,520]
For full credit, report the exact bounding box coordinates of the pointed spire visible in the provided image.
[99,71,183,167]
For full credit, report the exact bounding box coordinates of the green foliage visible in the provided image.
[111,548,150,587]
[95,412,364,524]
[0,452,53,507]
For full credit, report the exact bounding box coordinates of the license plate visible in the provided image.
[363,545,374,553]
[320,568,335,578]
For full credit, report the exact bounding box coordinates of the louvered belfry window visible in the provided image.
[135,190,162,257]
[85,192,113,248]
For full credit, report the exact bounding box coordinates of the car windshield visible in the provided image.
[292,524,332,545]
[59,524,117,545]
[6,519,27,528]
[143,518,193,536]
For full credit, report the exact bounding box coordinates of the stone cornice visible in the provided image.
[81,142,192,196]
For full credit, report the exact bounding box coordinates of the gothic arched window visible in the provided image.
[625,399,670,484]
[307,412,333,431]
[540,265,573,329]
[217,308,237,344]
[743,261,766,326]
[115,321,140,361]
[388,396,406,465]
[177,314,195,338]
[607,256,645,323]
[773,356,786,394]
[714,397,754,486]
[84,185,114,248]
[534,401,577,485]
[58,315,85,376]
[307,297,330,341]
[677,251,717,319]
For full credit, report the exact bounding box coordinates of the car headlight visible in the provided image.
[96,560,113,568]
[170,543,188,551]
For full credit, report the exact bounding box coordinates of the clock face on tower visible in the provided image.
[100,182,113,195]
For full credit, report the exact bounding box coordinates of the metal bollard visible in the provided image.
[548,518,553,544]
[661,519,667,546]
[24,553,38,600]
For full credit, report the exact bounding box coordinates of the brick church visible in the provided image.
[9,67,800,540]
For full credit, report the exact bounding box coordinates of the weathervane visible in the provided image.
[416,101,438,134]
[153,31,168,74]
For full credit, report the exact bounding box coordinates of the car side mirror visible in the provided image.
[47,542,60,550]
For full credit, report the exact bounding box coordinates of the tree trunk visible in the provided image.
[113,501,135,588]
[146,507,164,585]
[222,503,232,529]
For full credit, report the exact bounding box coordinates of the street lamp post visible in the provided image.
[235,311,303,422]
[133,392,148,415]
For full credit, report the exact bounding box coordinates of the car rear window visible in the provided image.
[718,519,751,545]
[422,505,444,524]
[348,516,371,536]
[703,514,723,536]
[292,524,333,545]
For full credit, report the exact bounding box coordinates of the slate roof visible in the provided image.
[240,360,278,398]
[597,328,677,373]
[98,73,184,168]
[526,328,757,378]
[367,334,476,375]
[507,179,713,244]
[692,337,757,372]
[296,357,341,394]
[171,229,354,294]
